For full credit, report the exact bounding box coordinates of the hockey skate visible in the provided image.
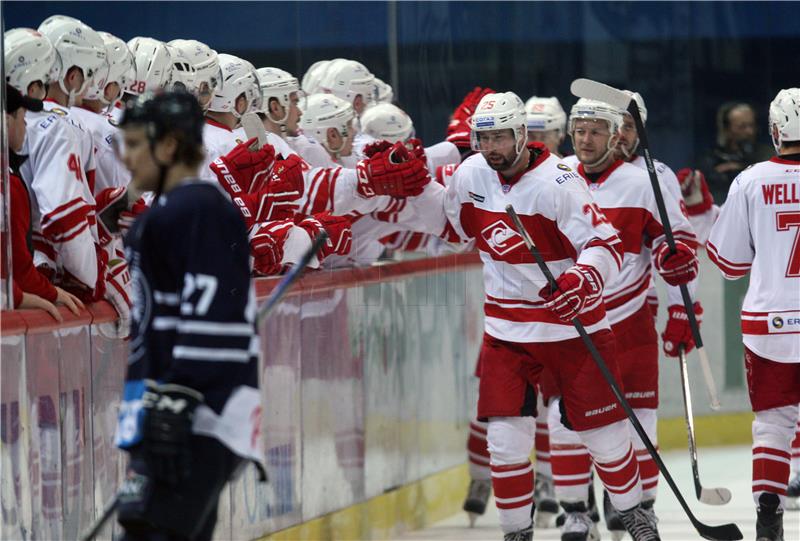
[786,472,800,510]
[603,489,627,540]
[755,493,784,541]
[618,502,660,541]
[463,478,492,527]
[559,501,600,541]
[503,523,533,541]
[533,473,560,527]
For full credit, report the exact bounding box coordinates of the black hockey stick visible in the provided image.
[80,493,120,541]
[257,231,328,321]
[570,78,721,411]
[505,204,742,541]
[679,345,733,505]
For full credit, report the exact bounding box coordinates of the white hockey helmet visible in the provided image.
[373,77,394,104]
[769,88,800,153]
[622,90,648,124]
[37,15,106,98]
[256,67,302,119]
[126,37,173,95]
[568,98,623,135]
[525,96,567,134]
[165,44,198,93]
[3,28,56,94]
[168,39,219,90]
[469,91,528,154]
[84,32,134,104]
[300,94,355,153]
[208,54,261,118]
[319,59,376,110]
[359,103,414,143]
[301,59,331,95]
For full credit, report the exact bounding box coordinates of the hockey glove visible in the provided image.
[654,240,698,286]
[363,140,394,159]
[118,196,150,237]
[210,137,276,196]
[272,154,307,194]
[676,168,714,216]
[446,87,495,149]
[296,212,353,259]
[141,382,203,487]
[356,142,430,198]
[405,137,427,163]
[104,247,132,338]
[662,302,703,357]
[538,264,604,322]
[249,220,294,276]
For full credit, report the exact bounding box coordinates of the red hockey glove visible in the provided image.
[446,87,495,149]
[295,212,353,259]
[118,196,149,237]
[405,137,427,162]
[356,142,430,198]
[662,302,703,357]
[210,137,276,196]
[272,154,307,196]
[676,168,714,216]
[237,175,302,227]
[654,240,698,286]
[104,249,132,338]
[248,220,293,276]
[363,140,394,158]
[538,264,604,322]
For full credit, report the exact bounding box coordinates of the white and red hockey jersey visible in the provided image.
[574,160,697,324]
[707,155,800,363]
[41,100,98,194]
[20,109,100,292]
[69,105,130,191]
[437,147,624,343]
[286,132,335,167]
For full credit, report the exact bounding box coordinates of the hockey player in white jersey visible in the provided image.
[168,39,220,111]
[301,59,331,96]
[373,77,394,104]
[553,99,699,541]
[5,27,109,308]
[299,93,357,168]
[423,91,657,541]
[707,88,800,541]
[525,96,567,157]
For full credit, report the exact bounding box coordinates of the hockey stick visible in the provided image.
[570,78,722,411]
[257,231,328,321]
[505,204,742,541]
[678,345,733,505]
[80,493,120,541]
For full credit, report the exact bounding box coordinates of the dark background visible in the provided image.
[4,1,799,169]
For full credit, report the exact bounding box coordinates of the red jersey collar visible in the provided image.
[496,142,551,188]
[577,159,625,186]
[205,117,232,132]
[769,155,800,165]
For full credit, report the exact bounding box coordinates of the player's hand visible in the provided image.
[662,302,703,357]
[19,291,62,322]
[141,382,203,487]
[272,154,307,197]
[105,254,132,338]
[676,168,714,215]
[538,264,604,322]
[296,212,353,259]
[356,142,430,198]
[211,137,276,196]
[55,286,84,316]
[119,196,150,237]
[249,220,293,276]
[654,240,698,286]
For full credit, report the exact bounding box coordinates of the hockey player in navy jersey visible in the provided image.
[113,91,264,541]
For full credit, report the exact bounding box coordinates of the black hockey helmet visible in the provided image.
[119,89,204,151]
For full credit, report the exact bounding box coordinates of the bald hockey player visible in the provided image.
[707,88,800,541]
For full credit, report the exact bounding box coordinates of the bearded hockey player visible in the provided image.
[707,87,800,541]
[113,91,264,541]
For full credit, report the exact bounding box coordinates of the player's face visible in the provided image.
[327,120,354,157]
[197,81,214,110]
[286,92,302,135]
[572,119,615,165]
[104,82,122,104]
[617,115,638,156]
[527,129,562,154]
[353,94,365,116]
[122,126,160,191]
[477,129,518,171]
[6,109,27,153]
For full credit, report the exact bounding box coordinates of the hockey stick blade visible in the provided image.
[241,112,268,150]
[505,204,742,540]
[700,486,733,506]
[698,347,722,411]
[257,231,328,321]
[570,78,632,110]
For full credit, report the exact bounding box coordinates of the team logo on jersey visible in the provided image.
[468,191,485,203]
[768,311,800,334]
[50,107,68,116]
[481,220,524,256]
[772,316,784,329]
[556,163,572,172]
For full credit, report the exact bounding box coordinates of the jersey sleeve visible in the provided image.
[297,165,387,217]
[553,177,624,284]
[706,177,753,279]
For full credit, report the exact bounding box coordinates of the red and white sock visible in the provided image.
[753,446,791,500]
[535,411,552,478]
[594,444,642,511]
[468,418,491,480]
[548,398,591,502]
[631,408,659,501]
[752,407,796,508]
[492,461,534,532]
[791,416,800,474]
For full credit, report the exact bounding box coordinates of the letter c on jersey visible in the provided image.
[481,220,525,256]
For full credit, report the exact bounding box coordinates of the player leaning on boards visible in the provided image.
[113,91,265,541]
[421,91,658,541]
[707,88,800,541]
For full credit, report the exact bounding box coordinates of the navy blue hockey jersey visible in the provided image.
[115,180,264,467]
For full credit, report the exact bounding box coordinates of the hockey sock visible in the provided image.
[467,418,491,480]
[535,405,553,478]
[752,406,797,509]
[631,408,659,501]
[487,417,535,533]
[580,419,642,511]
[791,413,800,474]
[548,398,591,502]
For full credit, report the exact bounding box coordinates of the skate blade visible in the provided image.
[467,512,480,528]
[533,509,557,528]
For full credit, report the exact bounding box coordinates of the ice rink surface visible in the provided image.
[396,445,800,541]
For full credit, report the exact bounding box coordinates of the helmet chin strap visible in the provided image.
[618,137,639,159]
[584,138,618,169]
[508,128,528,168]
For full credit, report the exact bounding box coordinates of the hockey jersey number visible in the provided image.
[776,211,800,277]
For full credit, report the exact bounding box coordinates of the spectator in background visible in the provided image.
[698,102,773,203]
[4,84,83,321]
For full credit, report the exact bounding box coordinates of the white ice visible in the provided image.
[396,445,800,541]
